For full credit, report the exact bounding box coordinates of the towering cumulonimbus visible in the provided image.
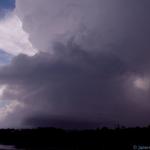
[0,0,150,128]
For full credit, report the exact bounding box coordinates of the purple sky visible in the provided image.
[0,0,150,128]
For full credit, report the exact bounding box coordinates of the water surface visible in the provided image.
[0,145,18,150]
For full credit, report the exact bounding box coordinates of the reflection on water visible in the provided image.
[0,145,18,150]
[0,145,53,150]
[0,144,64,150]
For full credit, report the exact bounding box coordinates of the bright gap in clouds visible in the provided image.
[0,49,13,65]
[133,77,149,91]
[0,100,23,121]
[124,75,150,101]
[126,75,150,92]
[0,11,38,56]
[0,85,24,122]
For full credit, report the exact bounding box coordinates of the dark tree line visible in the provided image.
[0,126,149,149]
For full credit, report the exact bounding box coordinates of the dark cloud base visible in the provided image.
[1,0,150,128]
[0,40,150,128]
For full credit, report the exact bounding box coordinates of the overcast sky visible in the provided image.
[0,0,150,128]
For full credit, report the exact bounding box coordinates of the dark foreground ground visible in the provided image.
[0,127,150,150]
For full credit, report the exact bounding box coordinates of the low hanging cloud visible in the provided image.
[0,42,150,128]
[0,0,150,128]
[0,44,132,128]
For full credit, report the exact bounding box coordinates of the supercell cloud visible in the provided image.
[0,0,150,128]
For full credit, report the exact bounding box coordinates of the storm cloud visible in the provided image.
[0,0,150,128]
